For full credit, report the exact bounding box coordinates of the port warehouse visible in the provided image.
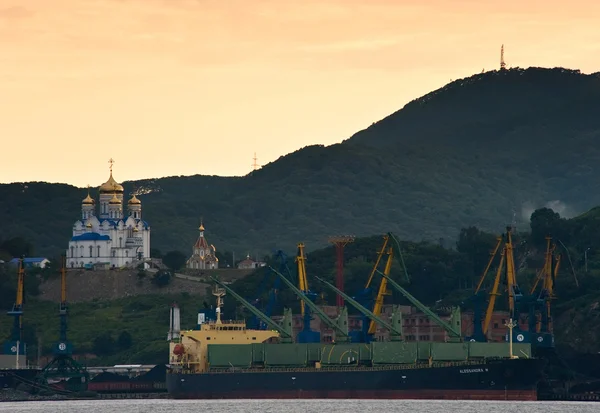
[201,342,532,369]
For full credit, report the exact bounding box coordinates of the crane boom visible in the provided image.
[364,235,389,288]
[270,266,349,339]
[369,248,393,335]
[388,232,410,284]
[379,271,461,340]
[483,250,505,335]
[505,228,520,317]
[210,276,292,339]
[16,260,24,308]
[530,238,551,294]
[475,237,502,294]
[296,243,309,316]
[317,277,402,337]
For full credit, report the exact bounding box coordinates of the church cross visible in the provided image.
[108,158,115,173]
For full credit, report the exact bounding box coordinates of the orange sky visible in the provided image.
[1,0,599,187]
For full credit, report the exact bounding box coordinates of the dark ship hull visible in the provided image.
[167,358,544,400]
[0,368,40,389]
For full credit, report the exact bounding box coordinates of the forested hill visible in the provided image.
[1,67,600,257]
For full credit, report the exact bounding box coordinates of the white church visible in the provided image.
[66,161,151,269]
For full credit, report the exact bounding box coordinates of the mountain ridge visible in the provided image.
[2,66,600,257]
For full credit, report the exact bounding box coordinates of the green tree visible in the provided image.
[456,226,498,278]
[152,270,172,287]
[117,331,133,350]
[0,237,34,258]
[530,208,566,247]
[162,250,187,271]
[215,250,234,268]
[93,332,116,356]
[0,264,16,310]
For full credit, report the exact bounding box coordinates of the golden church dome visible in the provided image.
[199,223,205,232]
[109,193,121,204]
[82,193,95,205]
[99,172,124,194]
[128,194,142,205]
[85,221,92,228]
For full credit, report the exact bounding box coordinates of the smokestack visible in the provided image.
[168,303,180,341]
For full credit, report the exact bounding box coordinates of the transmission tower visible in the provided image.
[251,153,260,171]
[328,235,355,307]
[500,44,507,70]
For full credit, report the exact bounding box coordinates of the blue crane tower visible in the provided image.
[37,255,89,392]
[4,257,26,363]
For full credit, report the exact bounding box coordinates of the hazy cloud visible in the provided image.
[0,6,34,20]
[298,38,404,53]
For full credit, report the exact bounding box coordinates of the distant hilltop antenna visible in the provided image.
[500,44,507,70]
[251,152,261,171]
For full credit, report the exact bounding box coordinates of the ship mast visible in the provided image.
[505,318,518,359]
[212,286,226,324]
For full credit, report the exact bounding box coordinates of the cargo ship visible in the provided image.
[167,235,547,400]
[166,282,545,400]
[167,321,543,400]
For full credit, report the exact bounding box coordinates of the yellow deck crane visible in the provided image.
[295,243,320,343]
[472,227,524,342]
[351,236,393,342]
[353,233,407,343]
[296,243,309,317]
[529,237,561,336]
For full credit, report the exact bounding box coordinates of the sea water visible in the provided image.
[0,399,597,413]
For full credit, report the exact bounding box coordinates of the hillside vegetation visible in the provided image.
[1,67,600,263]
[2,205,600,368]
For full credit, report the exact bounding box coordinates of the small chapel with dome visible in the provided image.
[186,222,219,270]
[66,160,151,269]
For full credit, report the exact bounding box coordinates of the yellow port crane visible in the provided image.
[296,243,309,317]
[530,237,561,334]
[474,227,522,338]
[369,250,394,336]
[357,234,402,341]
[294,243,320,343]
[530,237,561,296]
